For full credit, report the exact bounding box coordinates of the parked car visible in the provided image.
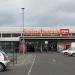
[61,49,70,55]
[0,50,10,71]
[68,48,75,56]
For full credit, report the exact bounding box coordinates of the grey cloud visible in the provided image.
[57,0,75,13]
[0,0,75,27]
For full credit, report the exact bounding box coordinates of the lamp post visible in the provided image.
[21,8,25,54]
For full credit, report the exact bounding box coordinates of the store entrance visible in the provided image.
[26,40,57,52]
[27,42,35,52]
[26,41,41,52]
[42,41,57,52]
[48,41,57,52]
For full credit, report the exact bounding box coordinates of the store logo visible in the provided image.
[60,29,69,35]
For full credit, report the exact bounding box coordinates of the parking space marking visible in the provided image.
[27,54,36,75]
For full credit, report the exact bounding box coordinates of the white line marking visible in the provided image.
[27,55,36,75]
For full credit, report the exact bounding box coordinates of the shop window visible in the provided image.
[12,33,21,37]
[2,33,11,37]
[71,33,75,36]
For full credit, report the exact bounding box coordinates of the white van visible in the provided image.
[0,50,10,71]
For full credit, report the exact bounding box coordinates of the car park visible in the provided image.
[0,50,10,71]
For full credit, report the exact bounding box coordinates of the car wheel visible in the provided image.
[0,63,5,71]
[64,52,68,55]
[72,53,75,56]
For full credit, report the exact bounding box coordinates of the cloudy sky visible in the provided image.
[0,0,75,27]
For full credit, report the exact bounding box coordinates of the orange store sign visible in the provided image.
[24,28,69,36]
[60,29,69,35]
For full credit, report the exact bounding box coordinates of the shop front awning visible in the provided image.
[20,36,75,40]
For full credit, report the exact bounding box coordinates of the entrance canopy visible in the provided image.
[20,36,75,40]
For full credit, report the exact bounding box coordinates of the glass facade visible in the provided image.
[25,40,57,52]
[0,41,19,53]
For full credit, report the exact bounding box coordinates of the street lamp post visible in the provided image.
[21,8,25,54]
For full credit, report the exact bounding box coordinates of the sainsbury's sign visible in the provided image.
[23,28,70,36]
[60,29,69,35]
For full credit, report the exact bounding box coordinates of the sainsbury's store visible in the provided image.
[0,27,75,53]
[19,27,75,53]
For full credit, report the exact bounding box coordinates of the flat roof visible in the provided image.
[0,26,74,33]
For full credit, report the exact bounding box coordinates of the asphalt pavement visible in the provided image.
[30,52,75,75]
[0,53,36,75]
[1,52,75,75]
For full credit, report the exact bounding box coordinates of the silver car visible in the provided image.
[0,51,10,71]
[68,48,75,56]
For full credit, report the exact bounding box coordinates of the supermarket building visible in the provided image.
[0,26,75,53]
